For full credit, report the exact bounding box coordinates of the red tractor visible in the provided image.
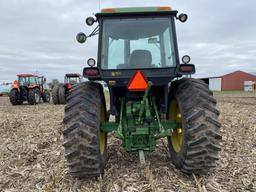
[9,74,50,105]
[52,73,82,104]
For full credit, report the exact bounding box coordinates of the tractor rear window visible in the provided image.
[101,17,177,69]
[66,77,80,84]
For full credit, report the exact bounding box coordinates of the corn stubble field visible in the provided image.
[0,92,256,192]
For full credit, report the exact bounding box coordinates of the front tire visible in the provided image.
[9,89,23,105]
[28,88,40,105]
[168,78,221,174]
[63,82,107,178]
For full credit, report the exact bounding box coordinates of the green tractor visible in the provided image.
[63,7,221,178]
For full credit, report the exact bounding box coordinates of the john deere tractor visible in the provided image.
[52,73,82,104]
[9,74,50,105]
[63,7,221,178]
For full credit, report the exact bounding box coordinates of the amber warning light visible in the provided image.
[127,71,148,91]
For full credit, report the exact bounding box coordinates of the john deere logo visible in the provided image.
[111,71,121,77]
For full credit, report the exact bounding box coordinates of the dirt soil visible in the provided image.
[0,92,256,192]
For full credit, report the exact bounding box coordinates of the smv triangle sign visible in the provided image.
[127,71,148,91]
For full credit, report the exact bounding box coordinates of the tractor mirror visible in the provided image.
[76,32,87,43]
[86,17,96,26]
[178,13,188,23]
[178,64,196,75]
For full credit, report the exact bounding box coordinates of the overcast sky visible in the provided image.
[0,0,255,82]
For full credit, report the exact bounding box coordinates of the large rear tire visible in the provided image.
[42,92,50,102]
[28,88,40,105]
[63,82,107,178]
[168,78,221,174]
[58,85,66,104]
[9,89,23,105]
[52,85,59,105]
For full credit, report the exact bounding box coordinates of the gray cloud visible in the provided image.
[0,0,255,82]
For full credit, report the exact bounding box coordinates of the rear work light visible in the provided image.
[127,71,148,91]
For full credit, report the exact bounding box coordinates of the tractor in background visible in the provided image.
[9,74,50,105]
[63,6,222,178]
[52,73,82,104]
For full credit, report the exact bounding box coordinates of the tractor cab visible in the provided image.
[64,73,82,90]
[13,74,39,88]
[77,7,195,115]
[64,73,81,85]
[15,74,46,91]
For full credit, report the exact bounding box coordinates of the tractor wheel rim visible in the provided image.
[169,100,183,153]
[99,103,106,156]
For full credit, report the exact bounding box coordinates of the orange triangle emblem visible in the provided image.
[127,71,148,91]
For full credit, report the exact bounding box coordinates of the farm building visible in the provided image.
[200,70,256,91]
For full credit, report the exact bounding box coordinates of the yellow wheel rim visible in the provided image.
[99,104,106,156]
[168,100,183,153]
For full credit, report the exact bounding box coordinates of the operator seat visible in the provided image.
[129,50,152,68]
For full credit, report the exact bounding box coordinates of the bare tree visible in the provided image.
[48,79,60,90]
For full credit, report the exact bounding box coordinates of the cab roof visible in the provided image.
[65,73,81,78]
[96,6,178,17]
[101,7,172,13]
[17,74,37,77]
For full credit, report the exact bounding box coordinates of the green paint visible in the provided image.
[101,83,177,152]
[101,122,118,132]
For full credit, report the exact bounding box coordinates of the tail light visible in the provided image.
[178,64,196,75]
[83,67,100,78]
